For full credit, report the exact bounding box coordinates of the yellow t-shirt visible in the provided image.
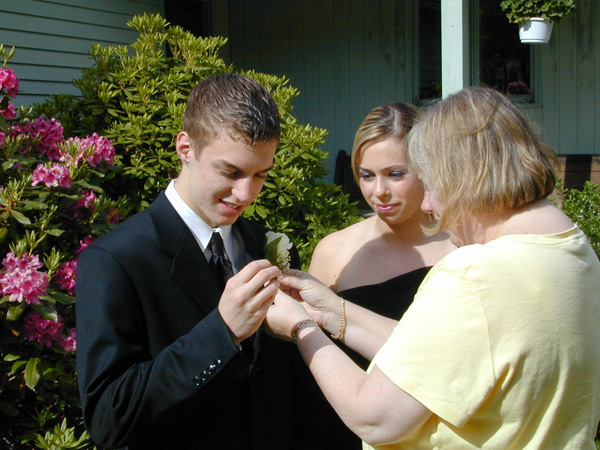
[367,227,600,449]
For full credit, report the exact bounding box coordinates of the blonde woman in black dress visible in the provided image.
[309,103,454,372]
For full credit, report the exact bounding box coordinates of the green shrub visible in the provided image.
[554,180,600,258]
[33,13,360,267]
[1,13,360,447]
[500,0,576,24]
[0,45,119,448]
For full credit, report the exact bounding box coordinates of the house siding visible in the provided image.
[219,0,416,178]
[215,0,600,183]
[1,0,598,183]
[0,0,163,106]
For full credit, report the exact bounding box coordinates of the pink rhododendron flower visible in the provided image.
[54,260,77,295]
[77,190,97,210]
[0,131,5,147]
[107,207,120,225]
[1,101,16,120]
[76,235,94,255]
[0,252,49,305]
[73,190,98,218]
[14,117,64,159]
[59,328,76,352]
[22,311,63,348]
[80,133,115,167]
[0,68,19,97]
[31,163,71,188]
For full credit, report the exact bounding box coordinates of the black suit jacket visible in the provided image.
[76,192,352,449]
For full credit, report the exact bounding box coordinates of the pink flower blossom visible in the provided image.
[1,101,16,120]
[0,252,49,305]
[14,117,64,159]
[31,163,71,188]
[22,311,63,348]
[0,68,19,98]
[76,235,94,255]
[73,190,97,218]
[0,131,5,147]
[107,208,120,225]
[54,260,77,295]
[59,328,76,352]
[79,133,115,167]
[77,190,97,211]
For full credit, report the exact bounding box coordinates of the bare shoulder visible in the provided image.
[309,218,372,287]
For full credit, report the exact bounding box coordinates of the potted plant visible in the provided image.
[500,0,576,44]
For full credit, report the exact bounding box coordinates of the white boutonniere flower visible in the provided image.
[264,231,292,273]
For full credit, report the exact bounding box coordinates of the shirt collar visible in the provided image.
[165,180,234,259]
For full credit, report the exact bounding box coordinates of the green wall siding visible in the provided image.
[220,0,416,177]
[0,0,162,106]
[537,0,599,155]
[217,0,599,171]
[1,0,597,164]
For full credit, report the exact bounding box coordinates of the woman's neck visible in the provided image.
[373,214,431,247]
[467,199,573,245]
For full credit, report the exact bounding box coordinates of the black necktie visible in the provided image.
[209,232,234,290]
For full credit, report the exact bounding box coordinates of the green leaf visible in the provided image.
[46,292,76,305]
[7,303,25,321]
[32,304,59,322]
[10,210,31,225]
[11,360,26,373]
[25,357,41,389]
[3,353,20,362]
[20,200,48,210]
[45,228,65,237]
[2,160,14,171]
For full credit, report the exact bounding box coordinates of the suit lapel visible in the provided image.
[235,217,266,261]
[235,218,269,350]
[149,192,221,314]
[149,195,270,332]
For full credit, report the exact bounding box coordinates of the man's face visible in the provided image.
[176,132,276,228]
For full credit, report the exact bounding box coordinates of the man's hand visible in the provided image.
[218,259,281,344]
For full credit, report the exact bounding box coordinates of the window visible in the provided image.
[478,0,532,101]
[418,0,442,101]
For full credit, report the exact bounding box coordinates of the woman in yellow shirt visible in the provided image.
[267,87,600,449]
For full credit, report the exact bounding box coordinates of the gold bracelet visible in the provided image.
[292,318,318,344]
[330,297,346,340]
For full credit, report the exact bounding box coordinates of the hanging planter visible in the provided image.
[500,0,575,44]
[519,17,554,44]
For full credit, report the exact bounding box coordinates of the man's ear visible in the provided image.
[176,131,193,165]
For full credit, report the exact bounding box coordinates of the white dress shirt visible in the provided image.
[165,180,246,274]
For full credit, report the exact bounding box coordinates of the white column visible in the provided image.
[441,0,470,98]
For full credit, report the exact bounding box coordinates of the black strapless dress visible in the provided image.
[329,267,432,450]
[336,266,431,370]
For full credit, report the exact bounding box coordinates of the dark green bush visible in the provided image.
[33,13,359,266]
[554,179,600,258]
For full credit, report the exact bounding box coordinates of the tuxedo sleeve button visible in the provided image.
[193,375,202,386]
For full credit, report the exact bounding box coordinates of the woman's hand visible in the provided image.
[278,269,344,336]
[264,289,312,341]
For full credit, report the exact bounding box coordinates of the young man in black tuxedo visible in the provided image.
[76,74,351,449]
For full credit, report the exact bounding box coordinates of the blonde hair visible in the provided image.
[351,102,421,182]
[407,87,558,235]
